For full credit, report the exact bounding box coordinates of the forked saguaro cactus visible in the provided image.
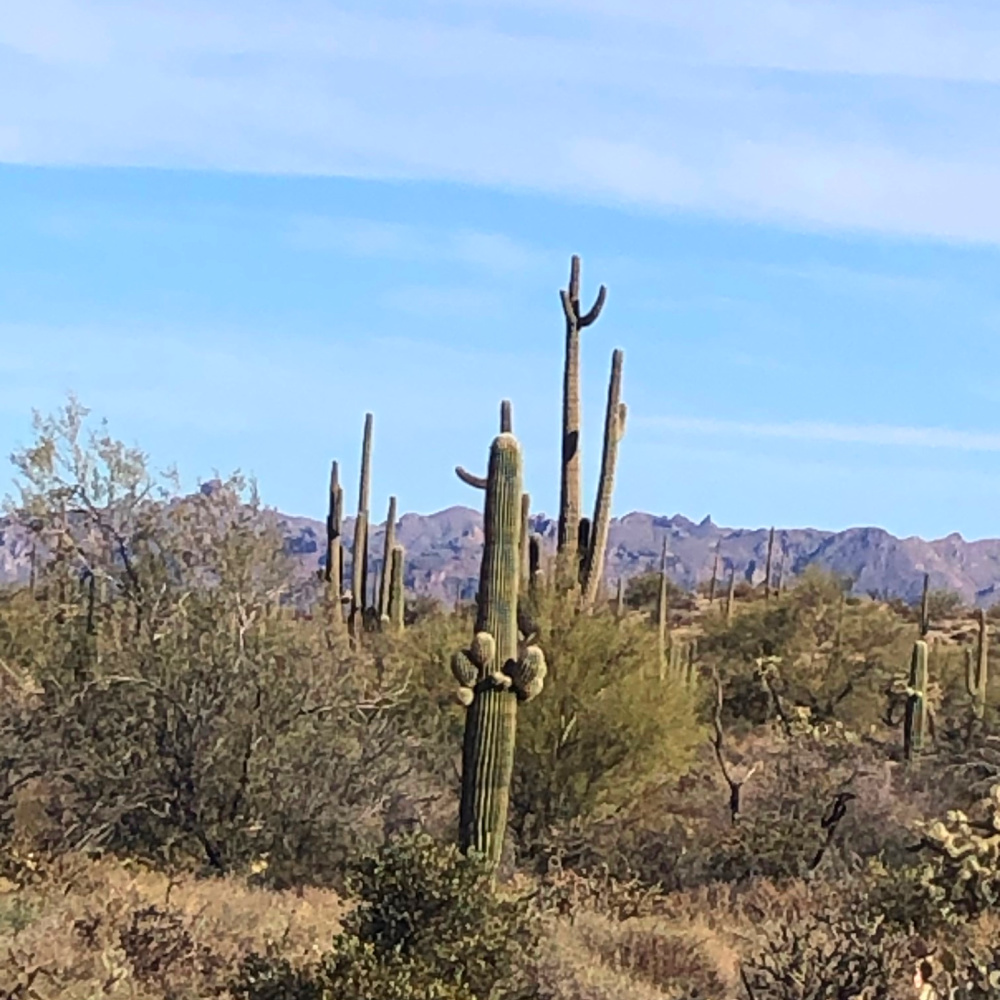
[453,424,546,870]
[967,608,990,720]
[904,639,930,760]
[557,254,607,590]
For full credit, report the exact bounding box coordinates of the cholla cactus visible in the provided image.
[914,782,1000,921]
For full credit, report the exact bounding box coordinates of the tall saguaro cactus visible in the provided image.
[378,495,398,621]
[350,412,373,637]
[657,540,669,680]
[387,544,405,633]
[904,639,930,760]
[581,349,627,610]
[919,573,930,636]
[968,608,990,720]
[764,526,775,601]
[453,423,547,870]
[708,542,720,606]
[325,460,345,628]
[557,254,607,590]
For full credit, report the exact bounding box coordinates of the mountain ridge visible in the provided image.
[4,502,1000,607]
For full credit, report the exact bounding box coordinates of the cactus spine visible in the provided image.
[904,639,930,760]
[378,495,397,621]
[968,608,989,719]
[350,413,373,638]
[387,544,405,632]
[581,348,626,611]
[557,255,607,591]
[453,424,546,870]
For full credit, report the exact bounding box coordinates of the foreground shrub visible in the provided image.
[739,894,911,1000]
[231,832,541,1000]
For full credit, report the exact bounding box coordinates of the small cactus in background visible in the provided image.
[764,526,775,601]
[657,540,669,680]
[519,493,531,592]
[708,542,720,605]
[453,419,546,870]
[967,608,990,720]
[615,577,624,620]
[904,639,930,760]
[323,460,347,633]
[920,572,930,636]
[377,495,397,622]
[387,544,405,633]
[725,564,736,623]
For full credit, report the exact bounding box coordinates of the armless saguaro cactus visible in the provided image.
[581,348,626,610]
[764,526,775,601]
[557,255,606,590]
[904,639,930,760]
[453,424,547,870]
[386,544,405,633]
[350,413,373,638]
[378,495,397,621]
[325,460,345,629]
[968,608,989,720]
[657,539,669,680]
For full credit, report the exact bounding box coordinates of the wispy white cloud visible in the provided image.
[638,414,1000,452]
[284,216,551,272]
[4,1,1000,242]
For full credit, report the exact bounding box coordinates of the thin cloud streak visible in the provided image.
[4,2,1000,242]
[639,415,1000,452]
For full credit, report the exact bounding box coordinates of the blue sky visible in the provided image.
[4,0,1000,539]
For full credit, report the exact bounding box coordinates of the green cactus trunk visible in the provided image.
[657,540,669,680]
[919,572,930,636]
[454,429,546,870]
[764,526,775,601]
[708,543,720,606]
[378,495,397,621]
[904,639,930,760]
[325,460,345,630]
[968,609,989,720]
[350,413,373,638]
[387,544,405,632]
[519,493,531,593]
[581,348,626,611]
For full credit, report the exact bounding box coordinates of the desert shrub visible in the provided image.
[739,893,912,1000]
[911,782,1000,923]
[934,939,1000,999]
[231,832,541,1000]
[0,399,425,886]
[624,572,693,612]
[507,584,704,859]
[701,569,908,735]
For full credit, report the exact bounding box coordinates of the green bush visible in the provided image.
[231,832,541,1000]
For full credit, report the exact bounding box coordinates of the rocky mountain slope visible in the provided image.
[4,503,1000,608]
